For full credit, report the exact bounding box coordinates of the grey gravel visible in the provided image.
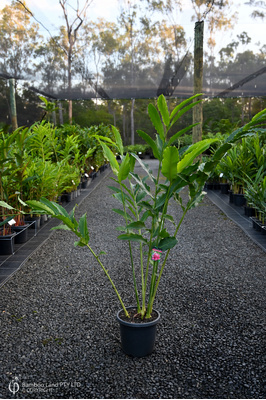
[0,160,265,399]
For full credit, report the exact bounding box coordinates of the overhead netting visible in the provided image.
[0,0,265,100]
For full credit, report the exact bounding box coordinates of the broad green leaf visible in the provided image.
[112,208,133,221]
[136,190,146,204]
[159,228,170,239]
[116,226,127,231]
[154,192,168,210]
[130,173,154,199]
[170,100,201,128]
[170,94,203,120]
[112,125,124,155]
[74,240,87,247]
[129,154,136,173]
[130,152,156,183]
[158,236,177,251]
[140,210,152,222]
[52,214,77,231]
[161,146,179,182]
[126,221,145,230]
[155,134,164,160]
[168,123,199,146]
[0,201,15,210]
[148,103,165,142]
[164,214,175,223]
[118,233,147,243]
[177,139,218,173]
[118,153,131,182]
[137,130,160,159]
[78,213,89,242]
[26,200,55,216]
[158,95,170,127]
[51,225,72,231]
[100,141,119,175]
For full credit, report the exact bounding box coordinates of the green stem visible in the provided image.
[146,208,188,317]
[120,182,140,311]
[144,160,162,300]
[146,186,171,316]
[86,243,129,317]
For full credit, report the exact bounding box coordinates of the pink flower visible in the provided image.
[151,248,162,261]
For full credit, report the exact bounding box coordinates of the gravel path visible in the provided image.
[0,161,265,399]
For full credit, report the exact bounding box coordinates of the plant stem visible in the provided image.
[86,243,129,317]
[120,182,140,312]
[147,208,188,317]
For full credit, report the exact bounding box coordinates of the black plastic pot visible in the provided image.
[12,224,29,244]
[205,182,213,190]
[250,217,262,232]
[228,190,234,203]
[244,206,255,217]
[117,307,160,357]
[213,182,220,190]
[220,183,230,194]
[25,215,41,229]
[0,233,16,255]
[233,193,246,207]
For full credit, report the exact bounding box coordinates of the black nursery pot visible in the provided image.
[220,183,230,194]
[233,193,246,207]
[0,233,16,255]
[117,307,160,357]
[12,224,29,244]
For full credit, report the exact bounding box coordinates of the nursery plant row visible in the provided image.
[0,122,114,253]
[206,132,266,234]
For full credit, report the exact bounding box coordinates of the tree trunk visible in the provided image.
[192,21,204,144]
[123,104,126,140]
[9,79,18,130]
[131,98,135,145]
[68,50,72,124]
[58,102,64,125]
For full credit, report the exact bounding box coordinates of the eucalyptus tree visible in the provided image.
[58,0,93,124]
[0,0,40,96]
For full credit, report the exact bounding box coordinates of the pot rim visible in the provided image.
[117,306,160,328]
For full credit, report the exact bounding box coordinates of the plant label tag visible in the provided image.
[8,219,16,226]
[85,173,89,178]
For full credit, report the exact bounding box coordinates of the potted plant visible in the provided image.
[25,95,266,357]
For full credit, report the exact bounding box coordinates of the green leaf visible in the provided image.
[0,201,15,210]
[118,233,147,243]
[170,100,202,128]
[112,208,133,221]
[170,94,203,120]
[177,139,218,174]
[168,123,199,146]
[130,152,156,183]
[154,192,168,210]
[100,141,119,175]
[112,125,124,155]
[136,190,146,204]
[161,146,179,182]
[51,225,72,231]
[126,221,146,230]
[78,214,89,243]
[140,210,152,222]
[158,94,170,127]
[158,236,177,251]
[130,173,154,199]
[118,153,131,182]
[148,103,165,142]
[26,200,55,216]
[137,130,160,159]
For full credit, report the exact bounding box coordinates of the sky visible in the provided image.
[0,0,265,55]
